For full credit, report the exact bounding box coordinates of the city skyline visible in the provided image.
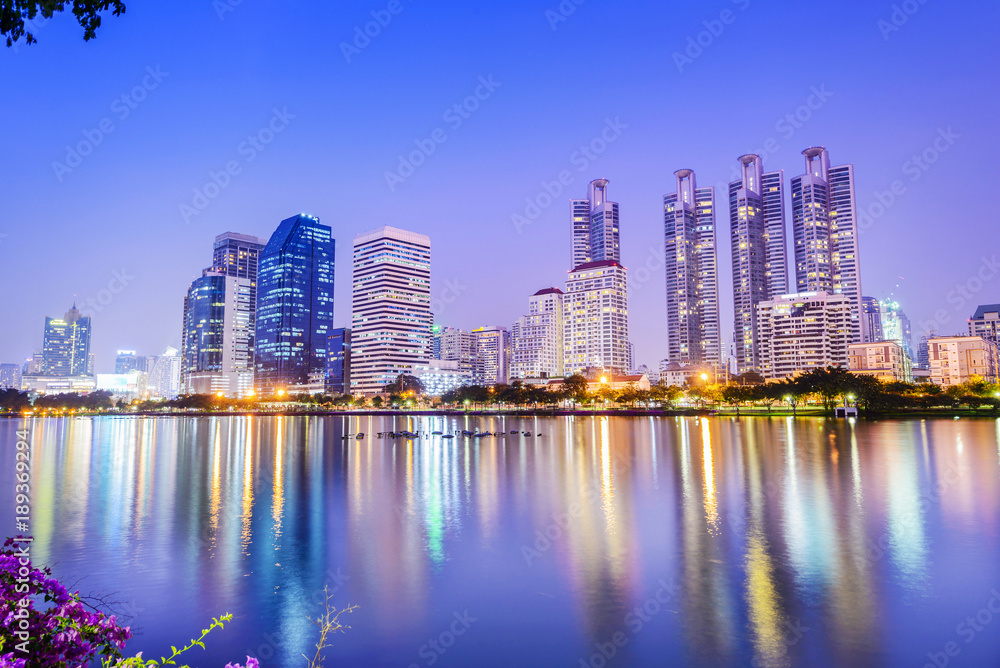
[2,2,996,373]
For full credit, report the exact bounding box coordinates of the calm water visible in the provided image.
[2,415,1000,667]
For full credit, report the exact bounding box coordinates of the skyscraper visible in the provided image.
[324,328,351,395]
[254,214,336,394]
[473,326,512,385]
[729,155,787,373]
[861,296,884,343]
[212,232,268,281]
[570,178,620,268]
[115,350,144,374]
[41,304,92,377]
[181,270,255,396]
[664,169,721,366]
[512,288,564,380]
[147,346,181,400]
[880,298,914,362]
[438,327,477,376]
[563,260,630,375]
[350,226,432,395]
[0,364,21,390]
[791,147,863,341]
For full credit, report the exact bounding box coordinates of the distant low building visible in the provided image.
[547,373,650,393]
[927,336,999,386]
[848,341,912,383]
[757,292,852,379]
[413,360,471,396]
[21,375,97,394]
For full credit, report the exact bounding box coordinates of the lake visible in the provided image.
[2,415,1000,667]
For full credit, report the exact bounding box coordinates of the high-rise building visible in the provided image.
[861,296,884,344]
[438,327,477,376]
[41,304,92,377]
[917,334,933,370]
[791,147,863,341]
[563,260,630,375]
[147,346,181,400]
[212,232,268,281]
[254,214,336,395]
[512,288,564,380]
[350,226,432,395]
[968,304,1000,345]
[880,298,913,362]
[324,328,351,395]
[664,169,721,366]
[115,350,144,374]
[0,363,21,390]
[181,270,255,396]
[756,291,853,379]
[472,326,511,385]
[570,179,620,268]
[729,155,787,373]
[22,351,43,376]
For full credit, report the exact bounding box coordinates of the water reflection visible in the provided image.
[3,415,1000,667]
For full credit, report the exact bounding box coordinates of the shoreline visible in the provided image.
[3,408,999,420]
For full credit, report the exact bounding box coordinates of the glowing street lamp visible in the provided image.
[276,389,286,398]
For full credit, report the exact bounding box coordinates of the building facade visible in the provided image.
[413,360,471,396]
[437,327,477,376]
[563,260,630,375]
[0,364,21,390]
[861,296,884,344]
[969,304,1000,345]
[664,169,721,366]
[511,288,564,380]
[324,328,351,395]
[848,340,912,382]
[927,336,999,386]
[181,271,255,396]
[756,291,853,379]
[254,214,336,394]
[146,346,182,400]
[472,326,511,385]
[350,226,432,395]
[790,148,863,342]
[40,304,92,377]
[571,179,620,269]
[729,154,787,373]
[880,298,913,362]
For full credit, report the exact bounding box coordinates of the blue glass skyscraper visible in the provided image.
[41,304,92,376]
[254,214,335,394]
[324,328,351,395]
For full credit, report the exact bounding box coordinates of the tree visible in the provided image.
[382,374,424,396]
[0,388,31,412]
[650,382,683,408]
[371,396,383,408]
[721,385,753,415]
[562,374,590,404]
[2,0,126,46]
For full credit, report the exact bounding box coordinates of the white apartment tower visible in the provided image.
[791,147,863,342]
[563,261,629,375]
[350,226,432,395]
[664,169,721,366]
[571,178,620,268]
[511,288,564,380]
[472,326,511,385]
[756,291,853,380]
[729,155,788,373]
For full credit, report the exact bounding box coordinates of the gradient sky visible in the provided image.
[2,0,997,373]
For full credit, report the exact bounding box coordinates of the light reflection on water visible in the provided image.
[2,415,1000,667]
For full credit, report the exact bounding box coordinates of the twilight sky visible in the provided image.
[1,0,997,372]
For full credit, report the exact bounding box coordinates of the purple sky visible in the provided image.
[1,1,997,372]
